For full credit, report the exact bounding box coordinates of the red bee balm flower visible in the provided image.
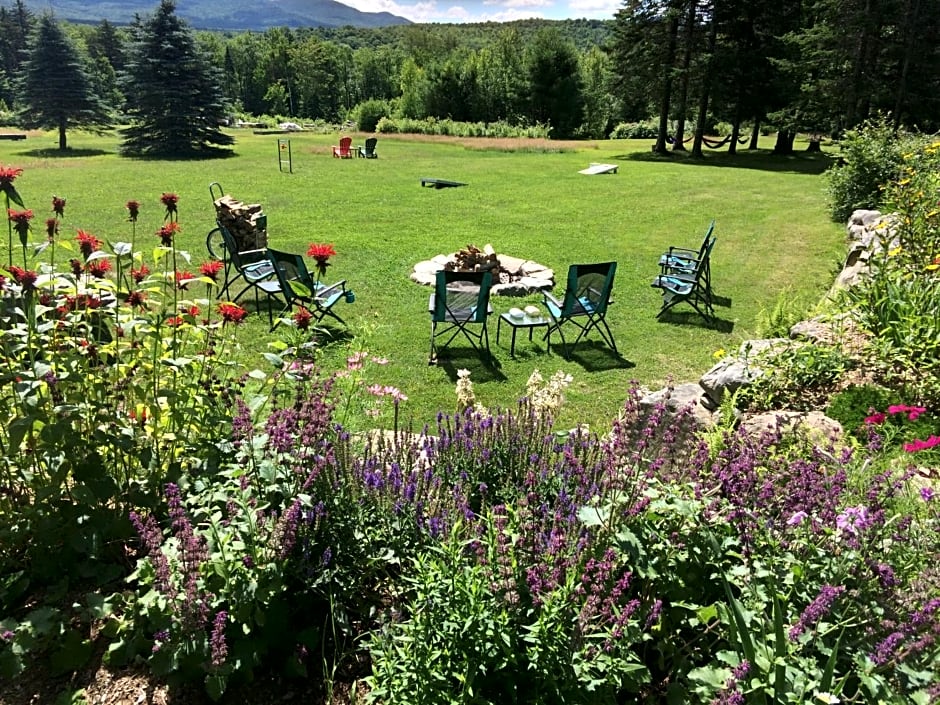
[160,193,179,221]
[8,209,33,242]
[0,165,23,188]
[126,200,140,222]
[52,196,66,218]
[199,260,224,281]
[126,290,147,308]
[306,243,336,279]
[45,218,59,239]
[75,229,102,259]
[175,270,195,289]
[8,265,37,291]
[86,259,112,279]
[218,302,248,324]
[131,264,151,284]
[157,222,181,246]
[293,306,313,331]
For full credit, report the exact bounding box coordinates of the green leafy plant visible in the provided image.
[739,343,854,412]
[754,286,811,338]
[825,117,917,223]
[826,384,895,439]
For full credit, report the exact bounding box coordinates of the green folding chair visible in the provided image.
[429,269,493,365]
[543,262,618,359]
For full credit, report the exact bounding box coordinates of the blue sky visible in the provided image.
[340,0,622,24]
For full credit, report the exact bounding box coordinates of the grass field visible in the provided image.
[0,129,846,431]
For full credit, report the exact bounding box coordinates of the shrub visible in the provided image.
[354,99,390,134]
[825,117,920,223]
[374,116,550,139]
[610,120,658,140]
[375,116,399,134]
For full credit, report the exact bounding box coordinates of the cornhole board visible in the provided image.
[421,178,467,189]
[578,163,618,175]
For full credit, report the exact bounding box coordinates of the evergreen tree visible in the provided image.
[525,28,584,139]
[120,0,233,157]
[0,1,34,107]
[17,14,112,151]
[86,19,127,74]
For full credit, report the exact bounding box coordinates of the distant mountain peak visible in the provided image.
[17,0,411,29]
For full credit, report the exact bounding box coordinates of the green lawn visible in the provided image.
[0,129,846,431]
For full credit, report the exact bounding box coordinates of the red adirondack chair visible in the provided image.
[332,136,353,158]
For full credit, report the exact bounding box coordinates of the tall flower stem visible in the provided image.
[4,194,11,268]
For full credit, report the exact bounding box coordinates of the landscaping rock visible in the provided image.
[833,210,899,292]
[411,252,554,295]
[639,383,716,429]
[698,339,792,409]
[741,410,843,444]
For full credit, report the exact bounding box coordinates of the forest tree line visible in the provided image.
[1,0,938,150]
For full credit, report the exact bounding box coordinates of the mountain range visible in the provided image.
[16,0,411,29]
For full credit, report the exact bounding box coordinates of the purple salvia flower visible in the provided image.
[789,585,845,640]
[276,499,302,558]
[130,510,175,599]
[210,611,228,667]
[231,398,253,448]
[732,660,750,680]
[871,562,898,589]
[871,631,905,666]
[645,599,663,628]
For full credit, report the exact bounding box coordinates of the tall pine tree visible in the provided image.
[120,0,232,157]
[18,14,112,151]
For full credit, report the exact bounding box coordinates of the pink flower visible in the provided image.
[887,404,926,420]
[787,511,808,526]
[347,351,367,370]
[864,412,886,425]
[903,435,940,453]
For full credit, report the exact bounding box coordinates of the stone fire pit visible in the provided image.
[411,244,554,296]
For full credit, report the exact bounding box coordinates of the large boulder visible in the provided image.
[740,410,843,445]
[639,382,716,429]
[699,339,792,409]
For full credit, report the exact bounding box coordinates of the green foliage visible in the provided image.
[120,0,233,157]
[354,99,390,133]
[739,343,855,412]
[609,120,658,140]
[16,14,112,150]
[825,384,895,438]
[829,134,940,408]
[754,287,812,338]
[844,257,940,405]
[825,118,916,223]
[525,28,584,140]
[375,115,551,139]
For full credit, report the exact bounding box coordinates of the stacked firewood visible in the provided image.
[213,194,268,252]
[445,244,500,274]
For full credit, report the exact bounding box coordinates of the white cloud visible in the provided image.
[486,0,553,8]
[336,0,612,23]
[565,0,620,17]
